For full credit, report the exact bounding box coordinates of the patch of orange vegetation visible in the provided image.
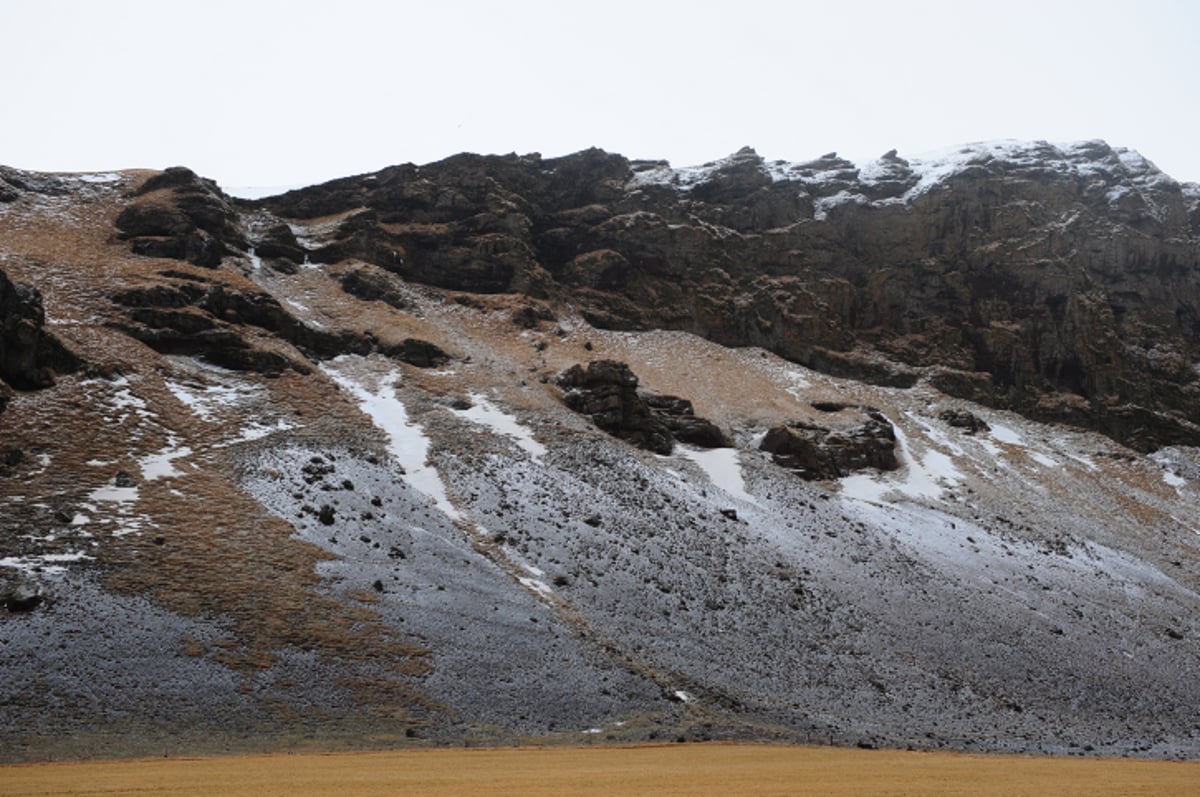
[3,744,1197,797]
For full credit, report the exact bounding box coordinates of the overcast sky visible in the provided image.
[4,1,1198,193]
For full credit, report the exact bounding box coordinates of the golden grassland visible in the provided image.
[3,744,1198,797]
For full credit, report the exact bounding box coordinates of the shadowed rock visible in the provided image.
[760,412,897,480]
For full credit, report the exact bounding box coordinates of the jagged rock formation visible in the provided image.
[252,141,1200,452]
[116,167,248,268]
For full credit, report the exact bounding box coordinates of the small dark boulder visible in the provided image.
[0,178,20,203]
[512,302,555,329]
[383,338,450,368]
[115,204,194,238]
[938,408,990,434]
[4,579,44,612]
[0,268,81,392]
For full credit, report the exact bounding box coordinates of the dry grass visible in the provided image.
[3,744,1197,797]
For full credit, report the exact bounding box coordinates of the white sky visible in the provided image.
[3,0,1199,193]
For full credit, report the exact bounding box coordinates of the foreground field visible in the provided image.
[3,744,1198,797]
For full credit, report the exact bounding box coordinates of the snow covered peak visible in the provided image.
[627,139,1186,223]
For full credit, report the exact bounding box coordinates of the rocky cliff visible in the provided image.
[247,141,1200,451]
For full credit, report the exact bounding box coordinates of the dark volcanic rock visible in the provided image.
[558,361,674,455]
[760,413,898,480]
[253,223,306,265]
[117,167,248,267]
[108,274,378,374]
[338,265,408,309]
[0,177,21,203]
[642,394,733,448]
[557,361,729,454]
[4,579,44,612]
[0,268,80,398]
[383,338,450,368]
[250,141,1200,451]
[939,408,990,434]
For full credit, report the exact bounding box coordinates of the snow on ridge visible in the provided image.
[629,139,1182,217]
[627,151,746,192]
[0,551,94,577]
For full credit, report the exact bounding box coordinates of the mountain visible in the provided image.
[1,143,1199,761]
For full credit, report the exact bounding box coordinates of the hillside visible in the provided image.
[1,144,1199,761]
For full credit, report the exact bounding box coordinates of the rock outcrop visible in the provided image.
[759,409,898,480]
[557,360,729,454]
[117,167,249,268]
[251,141,1200,451]
[0,268,79,407]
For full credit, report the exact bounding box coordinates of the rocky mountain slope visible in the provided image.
[1,144,1199,761]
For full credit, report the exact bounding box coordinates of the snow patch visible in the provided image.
[1029,452,1058,468]
[322,357,461,521]
[87,484,139,504]
[165,378,259,423]
[841,419,961,503]
[451,394,547,462]
[0,551,93,576]
[517,577,555,600]
[989,423,1025,445]
[678,445,757,505]
[76,172,121,184]
[139,439,193,481]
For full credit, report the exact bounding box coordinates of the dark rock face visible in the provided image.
[0,178,19,204]
[557,360,728,454]
[108,273,380,374]
[559,361,673,455]
[760,412,898,480]
[252,142,1200,452]
[117,167,248,268]
[0,268,80,404]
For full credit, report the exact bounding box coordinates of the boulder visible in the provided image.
[558,361,674,455]
[0,177,20,203]
[760,414,897,480]
[642,394,733,448]
[4,579,44,612]
[338,265,409,309]
[939,409,990,434]
[118,168,248,267]
[558,361,731,454]
[385,338,450,368]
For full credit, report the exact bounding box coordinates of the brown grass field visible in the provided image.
[3,744,1197,797]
